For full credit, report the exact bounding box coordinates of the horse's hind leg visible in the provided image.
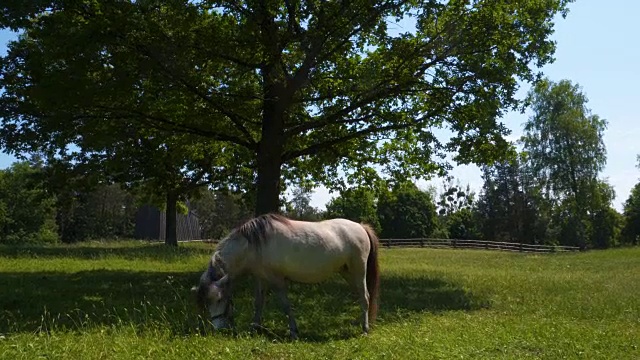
[356,279,370,334]
[339,270,363,326]
[342,267,370,335]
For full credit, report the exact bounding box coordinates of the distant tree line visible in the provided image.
[0,155,255,244]
[0,155,639,249]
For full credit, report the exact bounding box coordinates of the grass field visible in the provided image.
[0,241,638,359]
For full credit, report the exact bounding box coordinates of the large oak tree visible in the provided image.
[1,0,574,216]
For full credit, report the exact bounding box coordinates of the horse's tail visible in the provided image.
[362,223,380,323]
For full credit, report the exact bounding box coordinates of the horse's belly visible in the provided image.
[279,265,342,283]
[264,246,349,283]
[281,263,342,283]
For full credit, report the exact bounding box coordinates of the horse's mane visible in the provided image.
[225,213,291,248]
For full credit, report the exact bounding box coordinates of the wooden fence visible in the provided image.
[189,237,581,253]
[378,238,581,253]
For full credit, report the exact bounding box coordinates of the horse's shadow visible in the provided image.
[240,274,490,342]
[0,268,490,342]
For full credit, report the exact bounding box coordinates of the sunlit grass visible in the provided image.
[0,241,638,359]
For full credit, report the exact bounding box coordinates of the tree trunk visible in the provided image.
[165,190,178,247]
[255,147,283,216]
[255,57,285,216]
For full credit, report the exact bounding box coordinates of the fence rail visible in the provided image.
[378,238,581,253]
[185,238,581,253]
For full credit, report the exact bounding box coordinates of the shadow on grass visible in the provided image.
[0,242,214,261]
[0,268,490,342]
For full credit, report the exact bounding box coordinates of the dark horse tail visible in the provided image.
[362,223,380,323]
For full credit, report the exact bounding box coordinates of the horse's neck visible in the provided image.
[216,238,252,276]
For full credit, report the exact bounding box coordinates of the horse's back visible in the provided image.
[257,218,370,283]
[289,218,370,253]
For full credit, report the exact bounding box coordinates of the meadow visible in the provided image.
[0,241,638,359]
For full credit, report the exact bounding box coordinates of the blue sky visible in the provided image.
[1,0,639,211]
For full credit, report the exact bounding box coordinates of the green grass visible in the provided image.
[0,241,638,359]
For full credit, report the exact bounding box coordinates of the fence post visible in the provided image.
[420,238,424,247]
[386,239,391,248]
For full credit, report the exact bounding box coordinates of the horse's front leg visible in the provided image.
[251,279,266,331]
[275,284,299,340]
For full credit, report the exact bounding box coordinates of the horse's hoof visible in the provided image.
[289,332,298,341]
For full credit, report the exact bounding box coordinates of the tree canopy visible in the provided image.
[621,158,640,245]
[476,156,549,244]
[0,160,57,244]
[520,78,608,248]
[1,0,575,218]
[324,186,380,232]
[377,182,437,239]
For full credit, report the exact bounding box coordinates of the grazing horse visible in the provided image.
[192,213,380,339]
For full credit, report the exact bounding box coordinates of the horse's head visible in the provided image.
[192,254,233,330]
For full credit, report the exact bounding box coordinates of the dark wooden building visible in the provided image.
[134,201,202,241]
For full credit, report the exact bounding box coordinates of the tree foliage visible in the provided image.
[282,186,321,221]
[0,161,57,244]
[435,178,475,217]
[622,182,640,245]
[1,0,575,218]
[56,183,136,243]
[324,186,380,232]
[377,182,437,239]
[476,157,549,244]
[520,78,609,248]
[190,187,253,240]
[445,207,482,240]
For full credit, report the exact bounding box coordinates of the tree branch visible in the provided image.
[90,106,256,149]
[283,119,422,161]
[284,0,302,37]
[170,74,257,144]
[284,1,410,99]
[284,83,408,137]
[282,97,453,162]
[128,37,258,146]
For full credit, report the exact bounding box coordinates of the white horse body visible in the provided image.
[240,218,371,284]
[194,214,380,339]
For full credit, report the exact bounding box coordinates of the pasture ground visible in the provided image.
[0,241,638,359]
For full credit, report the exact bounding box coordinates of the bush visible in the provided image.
[0,162,58,244]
